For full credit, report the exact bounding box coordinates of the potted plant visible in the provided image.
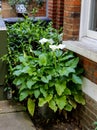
[8,0,45,15]
[8,0,30,14]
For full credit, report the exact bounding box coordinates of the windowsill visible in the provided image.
[62,37,97,63]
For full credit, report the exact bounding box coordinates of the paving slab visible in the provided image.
[0,100,24,113]
[0,100,36,130]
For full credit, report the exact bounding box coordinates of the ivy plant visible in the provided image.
[3,17,85,117]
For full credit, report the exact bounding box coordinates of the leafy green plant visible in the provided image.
[93,121,97,130]
[8,0,44,6]
[3,17,85,117]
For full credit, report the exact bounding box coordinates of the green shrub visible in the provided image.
[3,17,85,116]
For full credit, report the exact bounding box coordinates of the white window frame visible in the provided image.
[79,0,97,40]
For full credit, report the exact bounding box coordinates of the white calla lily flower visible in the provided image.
[58,44,66,49]
[39,38,54,45]
[49,45,58,51]
[49,44,66,51]
[39,38,48,45]
[48,39,54,44]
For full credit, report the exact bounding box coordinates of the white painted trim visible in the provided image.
[82,77,97,102]
[80,0,97,40]
[79,0,89,39]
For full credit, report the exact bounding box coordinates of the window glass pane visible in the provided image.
[89,0,97,31]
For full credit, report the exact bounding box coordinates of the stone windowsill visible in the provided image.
[63,37,97,63]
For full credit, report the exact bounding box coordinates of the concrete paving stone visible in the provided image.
[0,112,36,130]
[0,100,36,130]
[0,100,24,114]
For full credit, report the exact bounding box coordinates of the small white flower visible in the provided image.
[58,44,66,49]
[48,39,54,44]
[49,44,66,51]
[49,45,58,51]
[39,38,48,45]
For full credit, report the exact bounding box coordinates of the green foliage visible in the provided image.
[93,121,97,130]
[8,0,44,6]
[3,17,85,117]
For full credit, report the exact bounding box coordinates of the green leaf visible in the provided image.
[40,87,47,97]
[39,94,53,107]
[63,88,71,95]
[19,91,29,101]
[13,78,23,86]
[55,50,62,57]
[27,98,35,116]
[55,96,67,110]
[65,57,79,68]
[74,94,85,105]
[49,100,57,112]
[68,99,77,109]
[22,66,33,76]
[55,81,66,96]
[72,74,82,84]
[39,53,47,66]
[59,67,75,76]
[27,79,36,89]
[34,89,40,98]
[41,76,49,83]
[41,75,51,83]
[13,70,22,76]
[65,104,73,111]
[60,54,74,61]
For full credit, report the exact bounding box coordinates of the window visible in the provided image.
[87,0,97,39]
[80,0,97,40]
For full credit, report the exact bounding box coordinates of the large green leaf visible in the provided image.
[41,75,51,83]
[27,98,35,116]
[40,87,47,97]
[27,79,36,89]
[34,89,40,98]
[49,100,57,112]
[21,66,34,76]
[39,53,47,66]
[72,74,82,85]
[55,81,66,96]
[13,77,24,86]
[74,94,85,105]
[39,94,53,107]
[13,70,22,76]
[65,104,73,111]
[59,53,74,61]
[19,90,29,101]
[63,88,71,95]
[55,96,67,110]
[58,67,75,76]
[65,57,79,68]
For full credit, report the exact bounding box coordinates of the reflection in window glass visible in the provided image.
[89,0,97,31]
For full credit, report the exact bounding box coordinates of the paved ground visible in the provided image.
[0,100,36,130]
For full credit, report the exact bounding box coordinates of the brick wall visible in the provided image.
[48,0,64,29]
[63,0,97,129]
[73,94,97,130]
[63,0,81,40]
[1,0,46,18]
[79,56,97,85]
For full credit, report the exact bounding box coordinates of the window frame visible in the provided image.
[79,0,97,40]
